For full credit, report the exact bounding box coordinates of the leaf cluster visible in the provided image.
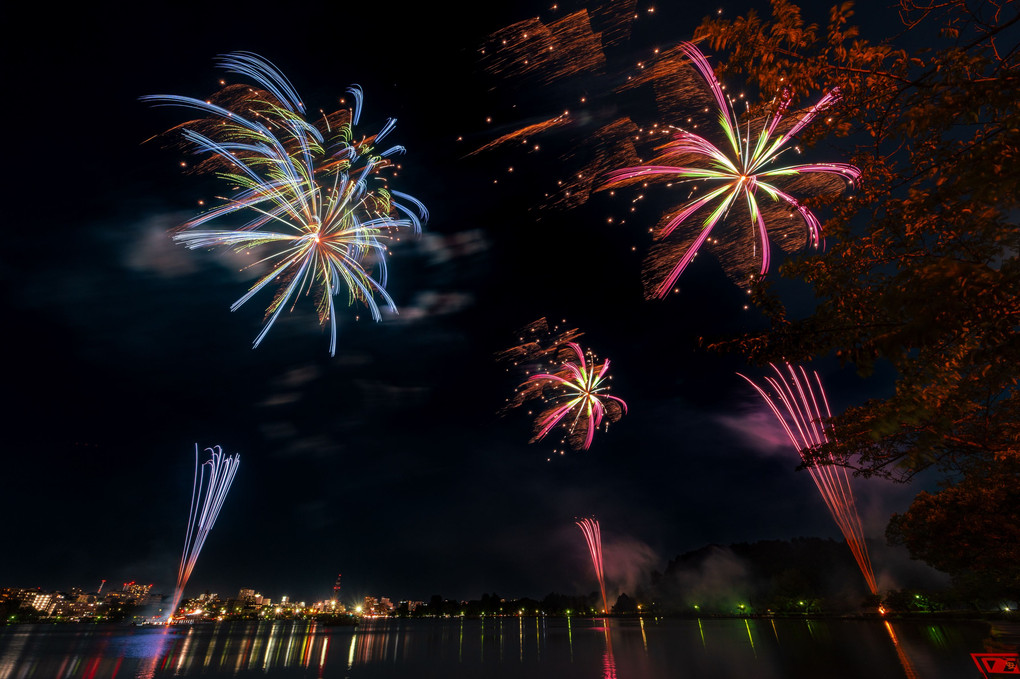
[887,457,1020,597]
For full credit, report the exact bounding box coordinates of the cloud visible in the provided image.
[260,393,303,407]
[122,213,197,277]
[275,364,322,388]
[269,434,344,459]
[715,400,791,457]
[394,291,474,322]
[260,421,298,440]
[258,364,324,407]
[353,379,432,410]
[384,229,490,323]
[416,230,489,266]
[123,218,488,329]
[123,212,265,280]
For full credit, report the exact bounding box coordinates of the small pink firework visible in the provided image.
[525,342,628,451]
[603,42,860,297]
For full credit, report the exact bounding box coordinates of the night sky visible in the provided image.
[3,0,943,605]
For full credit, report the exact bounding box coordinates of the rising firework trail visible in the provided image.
[602,42,860,297]
[167,445,240,622]
[739,364,877,594]
[576,517,610,615]
[143,52,426,355]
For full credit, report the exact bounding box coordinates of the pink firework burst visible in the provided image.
[520,341,627,451]
[602,42,860,297]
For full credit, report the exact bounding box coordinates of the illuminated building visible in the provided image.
[124,581,153,602]
[27,593,54,613]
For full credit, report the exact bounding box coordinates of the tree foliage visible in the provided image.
[887,458,1020,597]
[696,0,1019,480]
[695,1,1019,589]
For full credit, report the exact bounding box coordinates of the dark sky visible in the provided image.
[2,0,940,605]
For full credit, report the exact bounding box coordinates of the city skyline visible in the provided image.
[3,531,954,623]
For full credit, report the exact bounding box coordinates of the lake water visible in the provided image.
[0,616,994,678]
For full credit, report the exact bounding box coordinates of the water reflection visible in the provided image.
[0,617,992,678]
[601,620,617,679]
[744,619,757,657]
[134,628,176,679]
[885,620,921,679]
[567,613,574,661]
[923,624,948,648]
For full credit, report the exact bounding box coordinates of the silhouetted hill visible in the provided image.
[651,537,874,614]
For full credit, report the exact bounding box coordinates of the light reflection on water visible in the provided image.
[0,617,992,679]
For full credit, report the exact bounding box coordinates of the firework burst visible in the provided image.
[143,52,426,354]
[739,363,877,595]
[503,326,627,453]
[602,42,859,297]
[167,445,240,622]
[527,342,627,450]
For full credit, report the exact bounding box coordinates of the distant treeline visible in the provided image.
[409,537,995,617]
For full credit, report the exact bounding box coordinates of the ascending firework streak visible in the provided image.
[739,364,877,594]
[576,517,610,615]
[166,445,240,622]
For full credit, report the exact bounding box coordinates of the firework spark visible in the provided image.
[739,363,877,595]
[167,444,240,622]
[576,517,610,615]
[602,42,860,297]
[473,5,643,211]
[496,317,584,366]
[143,52,426,354]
